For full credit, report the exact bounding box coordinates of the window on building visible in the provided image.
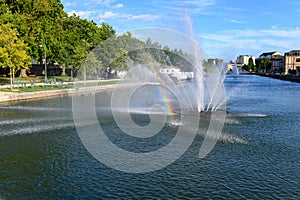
[296,58,300,62]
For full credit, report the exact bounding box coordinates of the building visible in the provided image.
[284,50,300,75]
[159,67,194,80]
[160,67,180,76]
[259,51,281,59]
[236,55,255,67]
[227,60,235,71]
[258,51,284,73]
[208,58,223,66]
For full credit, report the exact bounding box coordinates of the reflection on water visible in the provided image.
[0,75,300,199]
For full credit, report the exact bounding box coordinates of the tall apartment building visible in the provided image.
[284,50,300,75]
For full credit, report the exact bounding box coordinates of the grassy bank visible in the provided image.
[0,79,119,103]
[0,76,118,93]
[0,75,71,84]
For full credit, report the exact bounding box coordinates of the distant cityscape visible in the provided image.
[227,50,300,75]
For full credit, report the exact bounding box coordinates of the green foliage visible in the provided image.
[92,33,195,73]
[0,23,31,89]
[0,0,116,75]
[62,16,115,72]
[0,0,67,62]
[256,58,271,73]
[247,57,255,72]
[0,0,195,82]
[81,51,102,82]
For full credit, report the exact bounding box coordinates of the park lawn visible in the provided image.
[0,78,118,93]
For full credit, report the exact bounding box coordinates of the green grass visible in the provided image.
[75,80,118,87]
[0,79,118,93]
[0,75,72,84]
[0,84,74,93]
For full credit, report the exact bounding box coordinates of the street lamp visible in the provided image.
[39,43,47,82]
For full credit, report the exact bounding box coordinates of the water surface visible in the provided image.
[0,75,299,199]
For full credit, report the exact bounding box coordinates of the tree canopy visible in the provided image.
[0,0,115,72]
[0,0,195,79]
[0,23,31,89]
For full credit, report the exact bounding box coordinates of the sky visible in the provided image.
[61,0,300,61]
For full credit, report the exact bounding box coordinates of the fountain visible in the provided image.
[233,61,239,77]
[72,27,227,173]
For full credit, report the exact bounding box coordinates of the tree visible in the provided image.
[247,57,255,72]
[0,23,31,90]
[1,0,67,63]
[81,51,102,84]
[61,15,116,76]
[256,58,271,73]
[99,22,116,41]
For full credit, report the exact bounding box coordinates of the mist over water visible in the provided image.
[0,75,299,199]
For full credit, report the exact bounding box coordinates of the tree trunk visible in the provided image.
[19,69,28,78]
[10,67,13,91]
[13,67,15,84]
[84,66,86,86]
[61,64,66,76]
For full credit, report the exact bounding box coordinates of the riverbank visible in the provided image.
[0,78,143,103]
[0,82,117,103]
[256,73,300,83]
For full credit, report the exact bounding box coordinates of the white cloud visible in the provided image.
[260,29,300,38]
[163,0,216,12]
[230,19,245,24]
[270,25,279,29]
[200,27,300,58]
[219,6,248,12]
[129,14,161,21]
[99,11,119,19]
[178,0,215,8]
[112,3,124,8]
[64,2,77,7]
[67,10,95,19]
[206,28,300,39]
[98,11,161,21]
[259,39,293,49]
[85,0,115,7]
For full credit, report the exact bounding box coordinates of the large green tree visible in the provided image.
[0,24,31,90]
[62,16,115,75]
[0,0,67,62]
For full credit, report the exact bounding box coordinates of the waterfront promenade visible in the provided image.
[0,79,118,103]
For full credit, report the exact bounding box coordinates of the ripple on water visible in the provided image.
[1,75,300,199]
[0,121,74,136]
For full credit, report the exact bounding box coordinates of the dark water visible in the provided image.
[0,75,299,199]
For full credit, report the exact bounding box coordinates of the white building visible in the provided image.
[236,55,255,67]
[159,67,194,80]
[227,60,235,71]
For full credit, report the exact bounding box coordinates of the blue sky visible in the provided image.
[61,0,300,61]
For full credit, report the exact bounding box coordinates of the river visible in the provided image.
[0,74,299,199]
